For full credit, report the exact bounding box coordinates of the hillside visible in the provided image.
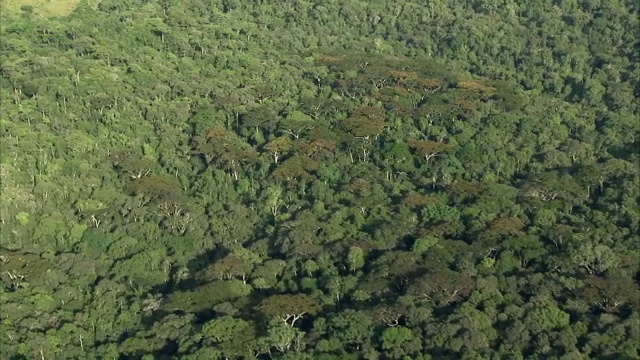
[1,1,639,359]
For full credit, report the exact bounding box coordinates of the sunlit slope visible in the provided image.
[0,0,99,17]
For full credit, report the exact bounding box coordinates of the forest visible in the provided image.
[0,0,639,359]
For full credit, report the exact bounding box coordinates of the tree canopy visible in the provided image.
[1,0,639,359]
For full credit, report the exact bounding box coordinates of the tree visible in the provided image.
[199,254,250,282]
[241,105,279,142]
[258,294,321,327]
[201,315,254,349]
[408,269,475,305]
[501,234,547,269]
[379,140,416,178]
[215,92,251,130]
[275,210,324,260]
[126,174,185,215]
[360,61,394,91]
[264,185,285,218]
[278,110,314,139]
[114,154,155,180]
[326,310,375,351]
[346,246,365,272]
[250,259,287,290]
[582,274,639,312]
[341,106,387,139]
[407,139,452,163]
[263,136,293,164]
[271,155,319,185]
[519,171,584,203]
[192,127,258,180]
[521,296,571,335]
[570,243,619,275]
[261,319,305,353]
[379,326,422,359]
[295,138,337,161]
[150,314,196,351]
[479,216,526,248]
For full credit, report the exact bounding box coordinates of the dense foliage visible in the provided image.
[1,0,639,359]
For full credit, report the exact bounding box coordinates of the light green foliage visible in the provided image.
[570,243,620,275]
[68,223,88,243]
[15,212,29,225]
[261,319,305,353]
[265,185,283,216]
[66,130,96,153]
[75,199,107,213]
[421,203,461,224]
[165,280,252,313]
[142,143,156,158]
[380,326,421,359]
[346,246,365,272]
[523,304,571,334]
[482,257,496,268]
[202,315,250,344]
[411,236,439,254]
[327,309,374,347]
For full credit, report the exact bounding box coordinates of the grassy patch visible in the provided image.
[1,0,84,17]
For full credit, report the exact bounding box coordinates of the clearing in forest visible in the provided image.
[1,0,88,17]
